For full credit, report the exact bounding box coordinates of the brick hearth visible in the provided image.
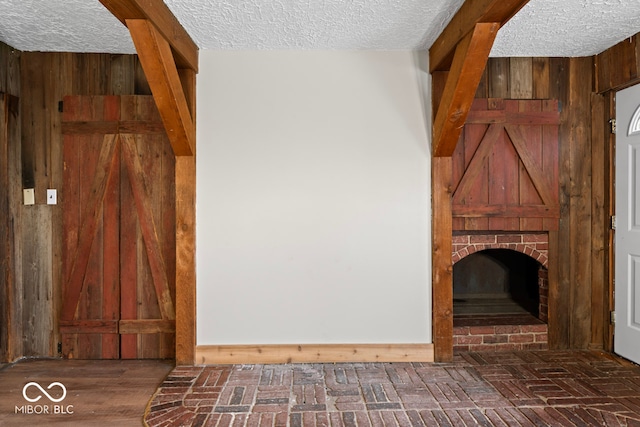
[453,319,548,352]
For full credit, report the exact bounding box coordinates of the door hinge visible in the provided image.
[57,342,62,354]
[610,118,617,134]
[611,311,616,325]
[611,215,617,230]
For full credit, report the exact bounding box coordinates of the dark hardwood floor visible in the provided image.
[0,358,173,426]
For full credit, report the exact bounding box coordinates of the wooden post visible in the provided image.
[432,157,453,362]
[175,156,196,365]
[175,69,196,365]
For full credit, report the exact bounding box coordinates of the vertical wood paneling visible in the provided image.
[547,230,562,347]
[6,92,22,362]
[509,57,533,99]
[568,57,594,349]
[0,94,9,362]
[110,55,137,95]
[549,58,571,349]
[476,55,612,351]
[72,54,110,95]
[46,52,73,358]
[590,92,606,349]
[475,66,488,99]
[532,57,550,99]
[0,43,20,96]
[20,53,40,190]
[21,206,53,356]
[596,35,639,93]
[488,58,509,98]
[0,41,22,363]
[11,50,148,360]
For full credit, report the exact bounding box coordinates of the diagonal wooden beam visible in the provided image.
[121,134,175,321]
[432,23,499,158]
[505,125,556,205]
[100,0,198,72]
[128,18,195,156]
[429,0,530,73]
[61,134,118,321]
[452,124,503,201]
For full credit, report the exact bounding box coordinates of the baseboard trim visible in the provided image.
[195,343,434,364]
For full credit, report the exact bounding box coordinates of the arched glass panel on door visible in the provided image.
[628,103,640,136]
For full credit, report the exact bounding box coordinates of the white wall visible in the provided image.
[196,50,431,345]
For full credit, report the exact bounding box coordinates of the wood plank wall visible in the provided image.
[2,36,636,361]
[471,57,610,351]
[0,42,21,362]
[596,34,640,93]
[1,42,150,361]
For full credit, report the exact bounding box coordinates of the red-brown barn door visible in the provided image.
[60,95,175,359]
[452,99,561,231]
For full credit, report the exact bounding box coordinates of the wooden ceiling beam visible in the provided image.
[432,22,499,157]
[100,0,198,72]
[128,18,195,156]
[429,0,530,73]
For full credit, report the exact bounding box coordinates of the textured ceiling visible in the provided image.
[164,0,465,50]
[0,0,639,57]
[494,0,640,57]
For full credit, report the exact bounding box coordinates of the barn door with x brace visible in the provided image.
[60,95,175,359]
[451,98,561,231]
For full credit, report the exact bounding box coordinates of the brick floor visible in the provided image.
[145,351,640,426]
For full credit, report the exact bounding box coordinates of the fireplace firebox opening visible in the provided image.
[453,249,542,318]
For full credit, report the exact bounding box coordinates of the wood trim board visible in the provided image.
[196,344,434,365]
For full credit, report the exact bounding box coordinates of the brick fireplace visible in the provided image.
[452,231,550,352]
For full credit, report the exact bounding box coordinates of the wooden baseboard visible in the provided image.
[195,343,434,364]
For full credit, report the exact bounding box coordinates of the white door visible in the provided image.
[615,84,640,364]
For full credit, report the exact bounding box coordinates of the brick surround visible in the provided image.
[453,232,549,267]
[453,232,549,352]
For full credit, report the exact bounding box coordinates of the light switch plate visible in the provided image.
[47,189,57,205]
[23,188,34,205]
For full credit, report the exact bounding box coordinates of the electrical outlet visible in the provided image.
[23,188,35,205]
[47,189,57,205]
